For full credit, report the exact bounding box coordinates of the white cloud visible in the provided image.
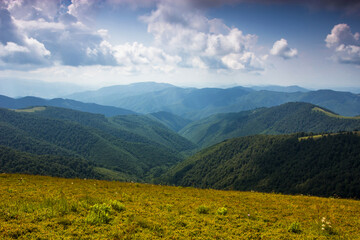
[141,1,264,72]
[221,52,264,71]
[270,38,298,59]
[0,38,50,66]
[191,56,208,69]
[0,42,29,56]
[0,0,267,74]
[325,24,360,65]
[112,41,181,72]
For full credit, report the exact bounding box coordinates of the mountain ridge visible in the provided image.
[67,82,360,119]
[0,95,136,117]
[179,102,360,148]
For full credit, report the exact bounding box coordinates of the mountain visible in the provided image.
[0,107,196,181]
[0,145,100,179]
[66,82,175,106]
[161,132,360,198]
[0,95,136,117]
[67,82,360,119]
[147,111,192,132]
[250,85,309,92]
[179,102,360,148]
[0,78,86,98]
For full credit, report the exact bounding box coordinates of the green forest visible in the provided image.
[1,103,360,199]
[162,132,360,199]
[0,107,196,181]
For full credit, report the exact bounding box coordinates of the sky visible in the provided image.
[0,0,360,96]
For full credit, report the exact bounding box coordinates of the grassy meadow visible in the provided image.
[1,174,360,239]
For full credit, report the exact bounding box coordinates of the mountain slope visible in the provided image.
[180,102,360,148]
[147,111,192,132]
[32,107,196,154]
[162,132,360,198]
[0,107,196,180]
[0,95,136,117]
[0,146,100,179]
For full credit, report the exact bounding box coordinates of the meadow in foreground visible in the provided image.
[0,174,359,239]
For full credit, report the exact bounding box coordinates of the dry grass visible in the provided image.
[1,173,359,239]
[14,107,46,113]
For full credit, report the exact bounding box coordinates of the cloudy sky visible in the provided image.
[0,0,360,94]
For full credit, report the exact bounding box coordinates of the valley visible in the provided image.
[1,83,360,199]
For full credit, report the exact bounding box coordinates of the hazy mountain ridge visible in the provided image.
[179,102,360,148]
[67,82,360,119]
[0,95,136,117]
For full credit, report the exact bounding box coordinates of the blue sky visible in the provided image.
[0,0,359,94]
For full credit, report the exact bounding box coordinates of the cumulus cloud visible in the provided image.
[0,7,51,66]
[221,52,264,71]
[270,38,298,59]
[0,0,181,73]
[325,24,360,65]
[141,1,265,71]
[0,0,267,73]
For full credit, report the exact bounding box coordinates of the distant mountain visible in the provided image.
[179,102,360,148]
[250,85,309,92]
[147,111,192,132]
[0,107,196,181]
[67,82,360,119]
[67,82,175,106]
[0,95,136,117]
[0,78,86,98]
[161,132,360,198]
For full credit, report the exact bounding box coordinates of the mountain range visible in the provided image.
[179,102,360,148]
[1,82,360,199]
[0,95,136,117]
[67,82,360,119]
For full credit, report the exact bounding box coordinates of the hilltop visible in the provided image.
[180,102,360,148]
[0,95,136,117]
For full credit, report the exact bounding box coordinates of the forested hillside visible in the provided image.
[0,107,196,181]
[162,132,360,198]
[147,111,192,132]
[180,102,360,148]
[0,146,100,179]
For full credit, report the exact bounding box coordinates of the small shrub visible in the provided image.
[86,203,112,225]
[320,217,336,235]
[216,207,228,215]
[110,200,126,212]
[288,222,301,233]
[197,205,210,214]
